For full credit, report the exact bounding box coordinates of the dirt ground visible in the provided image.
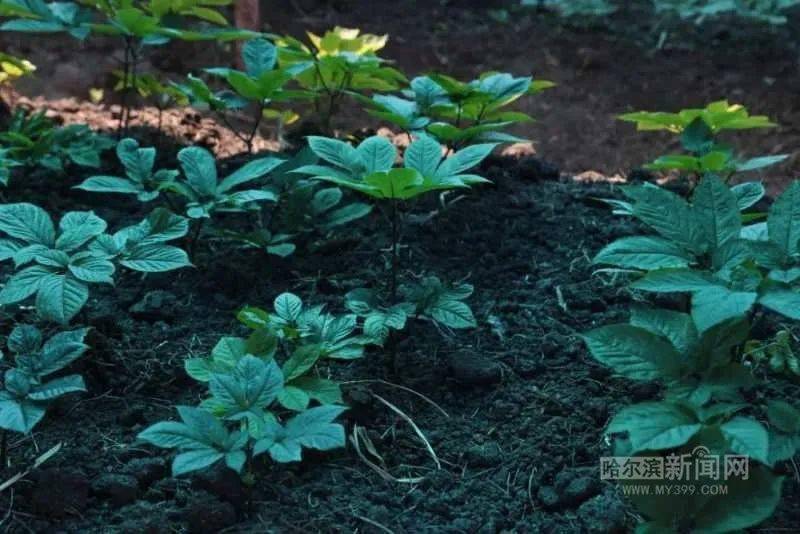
[4,1,800,190]
[0,1,799,532]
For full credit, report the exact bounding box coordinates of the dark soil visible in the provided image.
[0,148,797,532]
[0,1,799,532]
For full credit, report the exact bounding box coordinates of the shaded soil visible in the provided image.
[0,149,798,532]
[4,1,800,192]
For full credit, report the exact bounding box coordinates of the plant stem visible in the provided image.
[189,218,206,262]
[117,38,131,137]
[387,199,399,374]
[246,102,265,154]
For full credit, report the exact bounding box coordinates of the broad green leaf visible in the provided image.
[274,292,302,322]
[120,245,191,272]
[307,136,362,172]
[631,269,719,292]
[404,135,442,177]
[243,38,277,77]
[731,182,765,211]
[692,287,757,332]
[0,265,51,305]
[630,306,698,355]
[624,185,703,253]
[594,236,694,270]
[720,417,770,465]
[178,147,218,196]
[768,181,800,256]
[0,203,55,246]
[356,136,396,174]
[692,175,740,250]
[35,273,89,324]
[217,157,283,193]
[582,324,682,381]
[56,211,107,251]
[436,143,495,177]
[607,402,702,453]
[758,289,800,320]
[429,299,476,329]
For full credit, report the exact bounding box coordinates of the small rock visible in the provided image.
[448,352,502,386]
[91,473,139,506]
[578,488,627,533]
[465,441,503,467]
[29,468,90,517]
[129,290,179,321]
[123,457,167,488]
[554,468,601,508]
[184,493,237,534]
[537,485,561,510]
[192,464,245,505]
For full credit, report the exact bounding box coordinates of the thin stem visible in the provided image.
[246,101,265,154]
[117,38,131,137]
[387,199,399,374]
[189,218,207,262]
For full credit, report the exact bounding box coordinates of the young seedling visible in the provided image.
[164,146,283,258]
[188,292,369,410]
[0,109,114,173]
[0,325,88,465]
[277,27,407,134]
[0,204,191,323]
[75,137,179,202]
[0,51,35,85]
[297,134,491,367]
[619,101,787,186]
[139,351,347,477]
[200,38,310,153]
[367,72,553,150]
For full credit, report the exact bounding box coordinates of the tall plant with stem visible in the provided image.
[296,134,493,368]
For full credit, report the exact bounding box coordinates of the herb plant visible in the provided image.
[0,325,87,463]
[164,146,283,257]
[593,176,800,331]
[188,292,369,410]
[619,101,787,183]
[75,137,178,201]
[201,38,310,153]
[0,204,191,323]
[367,72,553,149]
[277,27,406,133]
[0,51,35,85]
[298,135,490,365]
[0,109,114,173]
[139,339,348,476]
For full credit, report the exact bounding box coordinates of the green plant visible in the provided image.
[75,137,179,201]
[277,26,407,133]
[0,148,21,187]
[0,325,87,463]
[367,72,553,150]
[297,135,491,365]
[138,353,347,476]
[199,38,310,153]
[522,0,618,17]
[583,308,788,532]
[269,147,372,239]
[111,72,188,136]
[0,204,191,323]
[593,176,800,332]
[188,292,369,411]
[0,51,35,84]
[0,0,259,132]
[653,0,800,24]
[164,146,283,257]
[0,108,115,173]
[619,101,787,183]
